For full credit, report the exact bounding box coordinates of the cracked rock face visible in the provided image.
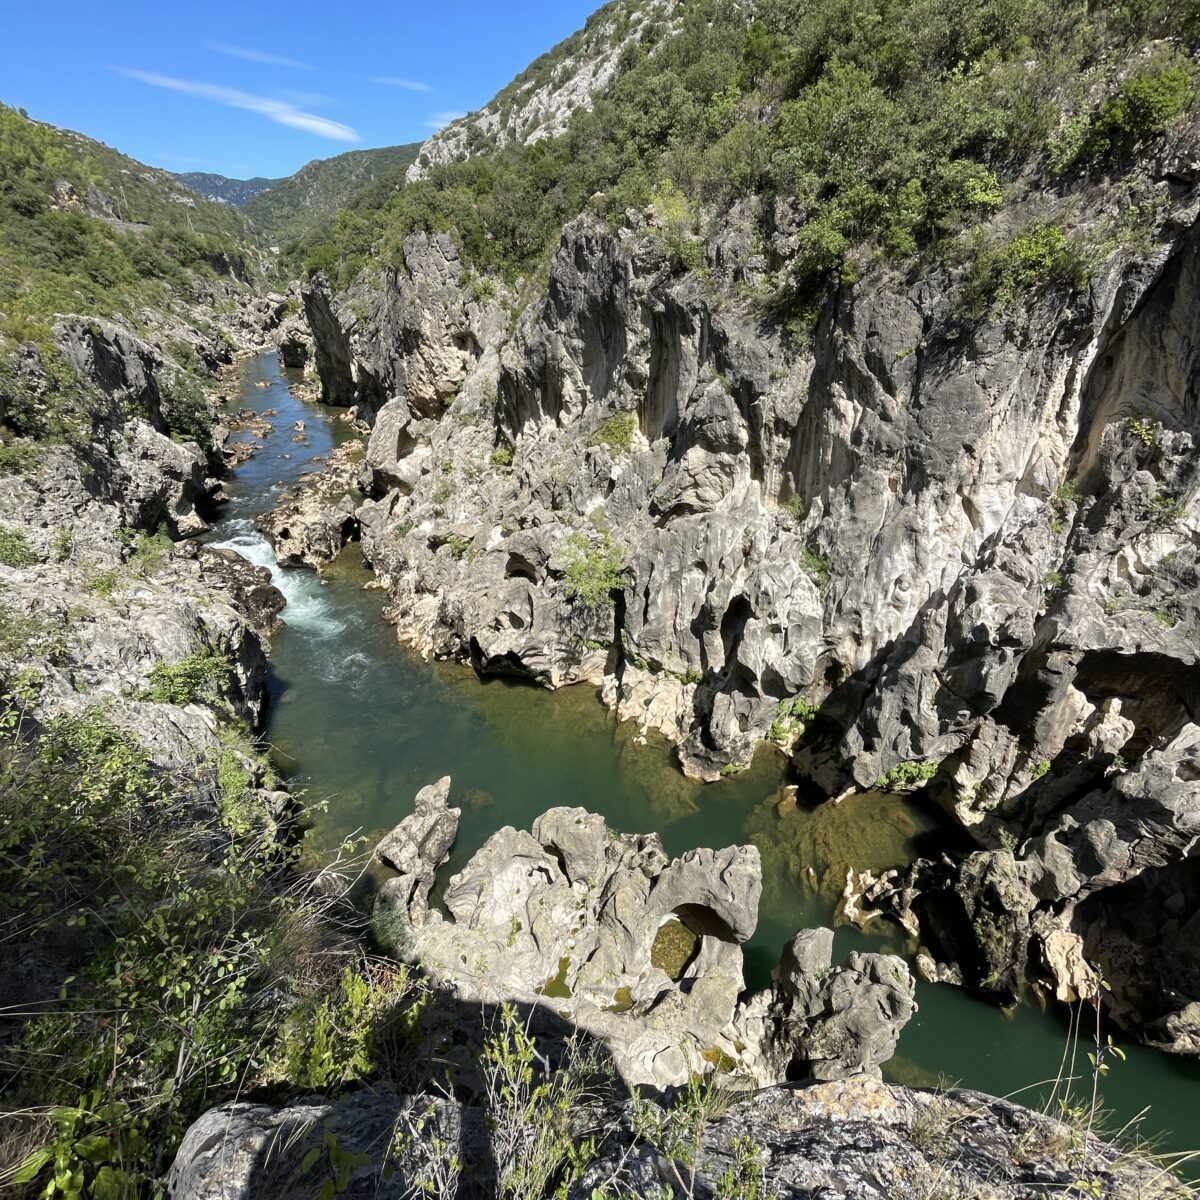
[169,1076,1186,1200]
[371,783,914,1091]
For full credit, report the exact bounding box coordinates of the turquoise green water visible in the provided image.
[213,353,1200,1167]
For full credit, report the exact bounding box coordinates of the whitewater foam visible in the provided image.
[210,523,346,639]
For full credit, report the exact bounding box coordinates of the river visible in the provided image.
[211,351,1200,1167]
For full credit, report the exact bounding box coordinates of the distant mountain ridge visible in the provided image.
[241,143,422,245]
[173,172,282,206]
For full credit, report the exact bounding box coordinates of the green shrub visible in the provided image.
[490,445,514,467]
[800,546,831,590]
[51,526,72,562]
[126,528,173,577]
[561,531,626,610]
[1124,413,1159,446]
[1083,67,1193,159]
[768,696,820,742]
[86,567,120,598]
[268,961,425,1092]
[873,759,938,791]
[0,439,40,473]
[145,649,232,706]
[587,410,639,453]
[964,223,1089,314]
[0,525,37,567]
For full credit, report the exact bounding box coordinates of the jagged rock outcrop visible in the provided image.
[169,1075,1188,1200]
[256,440,363,567]
[734,927,917,1083]
[371,783,913,1090]
[193,543,286,634]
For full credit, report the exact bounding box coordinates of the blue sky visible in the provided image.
[2,1,600,178]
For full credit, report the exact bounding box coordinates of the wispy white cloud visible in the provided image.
[370,76,433,92]
[276,89,338,109]
[115,69,359,142]
[424,110,466,129]
[205,41,311,70]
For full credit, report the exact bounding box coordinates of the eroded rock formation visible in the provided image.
[371,779,914,1091]
[295,121,1200,1048]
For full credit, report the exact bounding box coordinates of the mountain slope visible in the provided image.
[242,143,421,245]
[0,102,263,337]
[406,0,680,181]
[173,171,282,206]
[0,102,283,455]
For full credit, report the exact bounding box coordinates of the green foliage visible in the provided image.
[800,545,831,590]
[1082,66,1193,160]
[1030,759,1051,780]
[587,410,639,453]
[1124,412,1159,446]
[0,103,257,333]
[1055,480,1084,505]
[296,0,1110,293]
[490,444,514,467]
[768,695,819,743]
[650,179,703,271]
[964,222,1090,314]
[1151,489,1186,523]
[480,1002,600,1200]
[1051,479,1084,531]
[0,677,403,1199]
[0,604,68,662]
[446,534,473,560]
[0,437,41,473]
[0,524,37,567]
[144,649,232,706]
[52,526,72,562]
[85,568,120,598]
[873,759,938,791]
[243,143,422,245]
[561,531,626,610]
[269,961,425,1092]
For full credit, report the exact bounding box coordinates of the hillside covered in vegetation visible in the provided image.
[0,104,263,338]
[243,141,422,247]
[297,0,1197,309]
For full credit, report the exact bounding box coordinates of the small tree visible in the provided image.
[561,532,625,610]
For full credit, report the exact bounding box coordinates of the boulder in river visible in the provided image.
[371,781,915,1091]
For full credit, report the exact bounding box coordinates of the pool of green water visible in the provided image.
[212,353,1200,1166]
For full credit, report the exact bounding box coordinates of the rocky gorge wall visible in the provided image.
[290,126,1200,1052]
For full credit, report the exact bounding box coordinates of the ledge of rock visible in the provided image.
[371,780,915,1091]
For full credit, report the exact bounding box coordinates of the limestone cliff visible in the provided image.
[296,112,1200,1051]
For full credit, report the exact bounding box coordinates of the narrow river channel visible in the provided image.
[211,352,1200,1168]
